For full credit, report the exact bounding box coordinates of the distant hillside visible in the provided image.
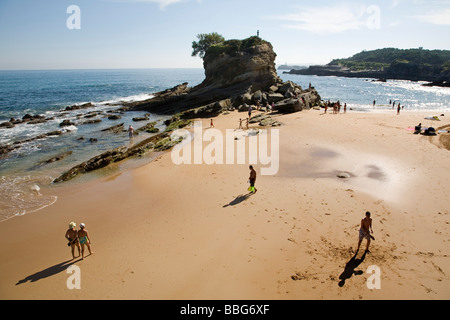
[330,48,450,71]
[286,48,450,85]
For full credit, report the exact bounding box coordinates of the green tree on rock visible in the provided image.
[191,32,225,59]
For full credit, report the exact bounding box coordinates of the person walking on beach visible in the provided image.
[248,105,252,119]
[239,118,243,129]
[128,125,134,138]
[344,103,347,114]
[248,165,257,193]
[356,212,373,253]
[78,223,94,259]
[210,119,214,128]
[397,104,401,115]
[65,222,80,260]
[246,118,249,130]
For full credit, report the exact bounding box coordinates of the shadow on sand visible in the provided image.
[338,251,367,287]
[223,193,254,208]
[16,258,82,285]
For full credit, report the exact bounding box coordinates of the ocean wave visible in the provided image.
[0,175,57,222]
[379,80,450,96]
[97,93,155,106]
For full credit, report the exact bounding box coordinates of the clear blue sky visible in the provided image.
[0,0,449,70]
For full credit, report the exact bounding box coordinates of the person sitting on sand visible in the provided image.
[78,223,93,259]
[65,222,80,260]
[357,212,373,253]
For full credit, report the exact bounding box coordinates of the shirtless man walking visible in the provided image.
[248,165,257,193]
[65,222,80,260]
[357,212,374,253]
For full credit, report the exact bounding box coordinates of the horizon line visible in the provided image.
[0,67,208,72]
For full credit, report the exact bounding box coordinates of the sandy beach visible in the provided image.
[0,107,449,300]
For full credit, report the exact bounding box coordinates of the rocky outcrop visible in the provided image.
[0,130,65,159]
[33,151,73,169]
[286,62,450,83]
[53,118,192,183]
[129,36,321,116]
[53,132,170,183]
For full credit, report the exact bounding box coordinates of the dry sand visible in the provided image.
[0,107,449,300]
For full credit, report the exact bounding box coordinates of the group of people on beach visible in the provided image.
[323,100,347,114]
[65,222,94,260]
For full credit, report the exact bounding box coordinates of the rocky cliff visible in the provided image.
[130,36,320,115]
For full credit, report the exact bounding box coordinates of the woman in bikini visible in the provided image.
[78,223,94,259]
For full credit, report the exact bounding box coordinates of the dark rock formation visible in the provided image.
[0,121,14,128]
[129,36,320,116]
[34,151,73,168]
[0,130,65,158]
[60,120,76,127]
[64,102,95,111]
[53,132,173,183]
[101,123,124,133]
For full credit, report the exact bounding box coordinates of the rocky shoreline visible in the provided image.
[284,65,450,87]
[4,37,322,183]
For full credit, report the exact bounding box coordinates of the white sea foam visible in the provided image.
[0,175,57,222]
[97,93,155,106]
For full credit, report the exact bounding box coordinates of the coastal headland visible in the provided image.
[285,48,450,87]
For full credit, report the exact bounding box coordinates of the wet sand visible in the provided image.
[0,108,449,300]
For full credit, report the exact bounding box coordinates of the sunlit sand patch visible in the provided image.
[278,143,409,205]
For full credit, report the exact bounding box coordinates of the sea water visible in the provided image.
[0,68,205,221]
[1,69,449,221]
[281,73,450,112]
